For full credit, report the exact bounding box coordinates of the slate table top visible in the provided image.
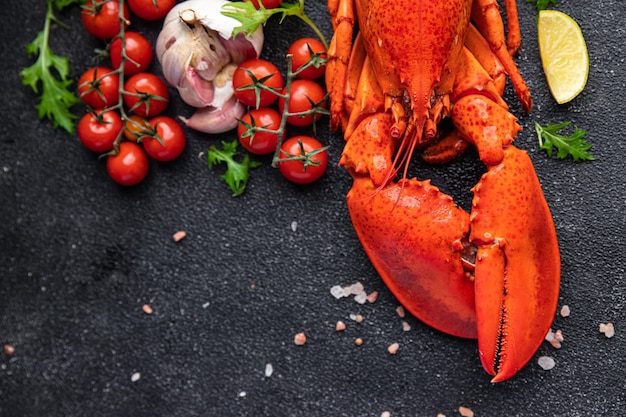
[1,0,625,416]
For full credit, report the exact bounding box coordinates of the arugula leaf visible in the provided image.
[527,0,558,12]
[534,121,594,162]
[207,140,262,196]
[221,0,328,49]
[20,0,84,134]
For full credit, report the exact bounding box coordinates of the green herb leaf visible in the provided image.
[534,121,594,162]
[221,0,328,49]
[207,140,262,196]
[53,0,86,11]
[20,0,82,134]
[526,0,558,12]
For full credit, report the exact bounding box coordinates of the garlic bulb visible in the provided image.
[156,0,264,133]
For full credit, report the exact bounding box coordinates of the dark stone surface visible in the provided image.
[1,1,624,416]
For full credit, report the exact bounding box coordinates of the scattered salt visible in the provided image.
[560,305,570,317]
[538,356,556,370]
[335,321,346,331]
[265,363,273,377]
[401,321,411,332]
[173,231,187,242]
[545,328,554,342]
[142,304,153,315]
[239,391,247,398]
[290,221,298,232]
[387,343,399,355]
[366,291,379,303]
[354,337,363,346]
[458,406,474,417]
[599,322,615,338]
[294,332,307,345]
[381,412,391,417]
[396,306,405,318]
[131,372,141,382]
[4,344,15,356]
[330,285,345,299]
[354,291,367,304]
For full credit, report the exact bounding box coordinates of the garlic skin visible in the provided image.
[156,0,264,133]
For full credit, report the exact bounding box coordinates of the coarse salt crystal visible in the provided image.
[335,321,346,331]
[381,412,391,417]
[173,231,187,242]
[142,304,153,315]
[239,391,247,398]
[354,291,367,304]
[354,337,363,346]
[366,291,379,303]
[396,306,405,318]
[554,329,564,342]
[401,321,411,332]
[560,305,570,317]
[599,322,615,338]
[294,332,307,345]
[4,344,15,355]
[265,363,273,377]
[458,406,474,417]
[346,282,365,296]
[387,343,399,355]
[545,328,554,342]
[330,285,345,299]
[538,356,556,370]
[291,221,298,232]
[131,372,141,382]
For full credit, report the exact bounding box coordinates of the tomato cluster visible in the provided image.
[77,0,184,186]
[232,37,329,184]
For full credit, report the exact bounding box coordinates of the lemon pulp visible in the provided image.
[537,10,589,104]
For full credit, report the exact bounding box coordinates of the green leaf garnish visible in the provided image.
[207,140,262,196]
[534,121,594,162]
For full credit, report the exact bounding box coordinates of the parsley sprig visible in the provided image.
[221,0,328,49]
[207,141,262,197]
[20,0,85,134]
[534,121,594,162]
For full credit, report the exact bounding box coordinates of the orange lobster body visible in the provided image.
[327,0,560,382]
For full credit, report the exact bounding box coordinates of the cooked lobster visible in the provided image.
[326,0,560,382]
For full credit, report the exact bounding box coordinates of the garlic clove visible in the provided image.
[183,96,246,134]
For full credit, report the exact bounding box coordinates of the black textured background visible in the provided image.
[2,1,625,416]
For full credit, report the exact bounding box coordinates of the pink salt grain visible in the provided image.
[173,231,187,242]
[142,304,153,315]
[387,343,399,355]
[459,406,474,417]
[366,291,379,303]
[294,332,307,345]
[560,305,570,317]
[335,321,346,331]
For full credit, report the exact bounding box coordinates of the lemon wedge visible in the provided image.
[537,10,589,104]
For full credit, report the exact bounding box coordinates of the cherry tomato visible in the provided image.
[287,38,327,80]
[77,109,123,153]
[142,116,186,162]
[123,114,150,142]
[77,66,120,109]
[278,136,328,184]
[127,0,176,20]
[106,141,149,186]
[123,72,170,117]
[278,79,327,127]
[110,32,153,76]
[233,59,283,108]
[81,0,130,40]
[245,0,282,8]
[237,108,281,155]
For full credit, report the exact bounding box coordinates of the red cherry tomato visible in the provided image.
[81,0,130,40]
[127,0,176,20]
[110,32,153,76]
[106,141,149,186]
[123,72,170,117]
[278,136,328,184]
[237,108,281,155]
[245,0,282,9]
[233,59,283,108]
[278,79,327,127]
[142,116,186,162]
[123,114,150,142]
[287,37,327,80]
[77,66,120,109]
[77,109,123,153]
